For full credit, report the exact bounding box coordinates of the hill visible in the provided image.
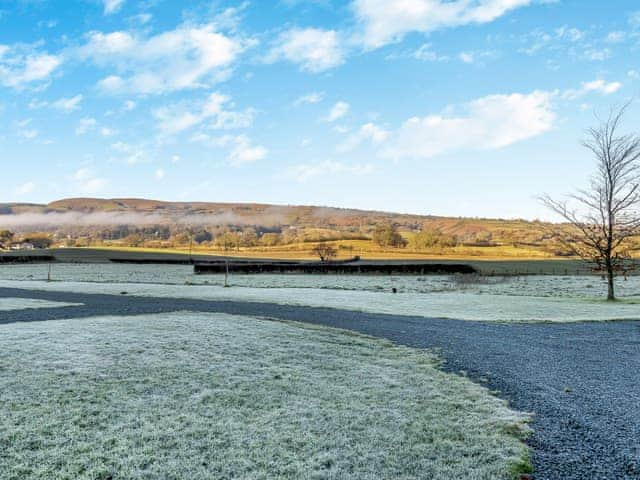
[0,197,579,259]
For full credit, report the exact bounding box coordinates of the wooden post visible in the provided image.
[224,260,229,287]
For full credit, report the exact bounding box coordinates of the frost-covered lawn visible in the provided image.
[3,279,640,322]
[0,297,82,311]
[0,312,530,479]
[3,264,640,299]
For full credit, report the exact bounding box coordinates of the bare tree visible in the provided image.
[312,243,337,262]
[541,104,640,300]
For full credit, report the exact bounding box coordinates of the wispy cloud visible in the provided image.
[190,133,267,166]
[562,79,622,100]
[153,92,255,135]
[324,101,350,122]
[52,94,83,113]
[103,0,125,15]
[294,91,325,106]
[72,168,106,194]
[266,28,345,72]
[75,117,97,135]
[78,24,248,94]
[290,160,374,182]
[14,118,39,139]
[338,122,390,152]
[16,181,35,195]
[353,0,534,49]
[228,134,268,165]
[0,44,61,89]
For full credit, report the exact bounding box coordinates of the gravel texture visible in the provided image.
[1,286,639,480]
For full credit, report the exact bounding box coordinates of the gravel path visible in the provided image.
[1,286,639,479]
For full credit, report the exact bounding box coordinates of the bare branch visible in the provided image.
[540,102,640,300]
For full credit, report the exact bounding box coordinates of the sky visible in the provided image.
[1,0,639,220]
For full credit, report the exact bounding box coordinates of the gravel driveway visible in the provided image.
[1,286,639,480]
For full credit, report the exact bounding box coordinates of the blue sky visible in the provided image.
[1,0,639,219]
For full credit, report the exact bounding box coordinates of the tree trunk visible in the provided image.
[606,264,615,301]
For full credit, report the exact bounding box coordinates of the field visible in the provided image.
[45,242,565,262]
[1,246,596,276]
[2,262,640,478]
[2,263,639,322]
[0,310,530,479]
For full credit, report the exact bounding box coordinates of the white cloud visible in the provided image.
[459,52,474,63]
[16,181,35,195]
[20,129,39,139]
[171,154,181,163]
[520,26,585,56]
[79,24,246,94]
[130,13,152,25]
[28,99,49,109]
[100,127,117,137]
[228,135,267,165]
[605,31,625,44]
[290,160,374,182]
[155,110,200,135]
[154,92,255,135]
[338,122,390,152]
[103,0,125,15]
[458,49,498,64]
[155,168,165,180]
[110,142,147,165]
[97,75,125,92]
[123,100,136,111]
[562,79,622,100]
[555,26,584,42]
[15,119,39,139]
[411,43,448,61]
[583,48,611,61]
[357,122,390,142]
[294,91,325,106]
[325,101,350,122]
[73,168,91,181]
[76,117,97,135]
[383,90,555,161]
[0,44,61,89]
[15,119,32,128]
[191,133,267,166]
[52,94,83,113]
[267,28,345,72]
[72,168,106,194]
[354,0,533,49]
[111,141,132,153]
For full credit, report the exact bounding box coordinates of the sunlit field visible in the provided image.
[52,242,578,263]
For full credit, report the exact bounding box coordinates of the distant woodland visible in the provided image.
[1,198,639,259]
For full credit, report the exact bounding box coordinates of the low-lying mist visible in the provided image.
[0,210,291,230]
